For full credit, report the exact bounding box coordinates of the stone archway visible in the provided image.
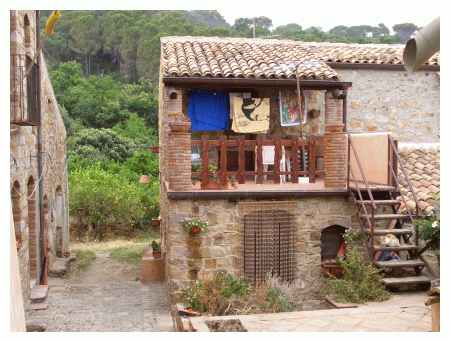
[320,225,347,262]
[55,186,64,257]
[11,181,22,249]
[27,177,38,282]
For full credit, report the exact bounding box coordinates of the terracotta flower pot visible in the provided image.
[190,226,202,235]
[152,250,162,259]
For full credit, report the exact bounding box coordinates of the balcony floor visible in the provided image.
[167,178,349,200]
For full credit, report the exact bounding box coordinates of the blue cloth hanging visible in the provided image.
[188,90,230,131]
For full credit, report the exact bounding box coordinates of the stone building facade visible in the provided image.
[10,10,69,305]
[338,68,440,143]
[158,37,440,302]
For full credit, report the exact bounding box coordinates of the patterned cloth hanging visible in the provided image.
[230,93,270,133]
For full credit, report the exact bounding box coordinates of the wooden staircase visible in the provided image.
[348,135,430,290]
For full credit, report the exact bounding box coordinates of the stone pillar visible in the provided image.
[324,90,348,188]
[168,122,192,191]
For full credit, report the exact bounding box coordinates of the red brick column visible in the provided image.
[324,90,347,188]
[168,122,192,191]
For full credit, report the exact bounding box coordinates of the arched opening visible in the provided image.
[321,225,347,262]
[24,14,31,48]
[11,181,22,249]
[27,177,38,281]
[55,186,64,257]
[40,195,49,285]
[243,209,296,284]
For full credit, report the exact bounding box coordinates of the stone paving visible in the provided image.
[190,292,432,332]
[26,252,173,332]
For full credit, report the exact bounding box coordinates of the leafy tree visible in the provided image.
[68,128,135,164]
[393,23,419,43]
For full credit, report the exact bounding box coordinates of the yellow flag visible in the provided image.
[44,10,61,36]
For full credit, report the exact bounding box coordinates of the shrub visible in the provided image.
[265,287,294,313]
[69,165,145,240]
[325,247,390,303]
[68,128,135,164]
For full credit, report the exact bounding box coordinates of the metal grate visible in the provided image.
[244,208,296,284]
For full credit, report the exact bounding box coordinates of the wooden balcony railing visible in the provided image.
[191,134,324,189]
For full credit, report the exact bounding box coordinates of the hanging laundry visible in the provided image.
[262,145,275,165]
[188,90,230,132]
[279,90,306,127]
[230,93,270,133]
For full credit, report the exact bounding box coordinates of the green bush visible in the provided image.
[68,128,135,164]
[325,247,390,304]
[265,287,294,313]
[69,165,145,240]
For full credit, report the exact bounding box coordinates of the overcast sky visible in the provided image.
[216,0,440,31]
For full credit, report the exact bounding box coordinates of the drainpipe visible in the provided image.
[35,10,46,285]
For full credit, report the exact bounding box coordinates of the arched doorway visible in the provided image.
[11,181,22,249]
[40,196,49,285]
[27,177,38,282]
[55,186,64,257]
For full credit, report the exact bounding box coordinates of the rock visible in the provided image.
[26,321,47,332]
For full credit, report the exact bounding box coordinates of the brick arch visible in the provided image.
[11,181,22,249]
[320,224,347,261]
[27,176,38,281]
[40,195,49,285]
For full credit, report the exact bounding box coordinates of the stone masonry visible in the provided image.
[338,69,440,143]
[10,10,69,306]
[164,197,357,302]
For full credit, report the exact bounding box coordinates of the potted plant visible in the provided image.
[151,240,162,258]
[182,218,208,236]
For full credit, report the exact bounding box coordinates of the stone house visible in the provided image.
[158,37,439,302]
[10,10,69,306]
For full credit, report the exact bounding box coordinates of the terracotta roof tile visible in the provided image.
[161,36,440,81]
[398,144,440,215]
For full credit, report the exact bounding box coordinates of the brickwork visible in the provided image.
[324,132,348,188]
[167,122,192,191]
[10,10,69,304]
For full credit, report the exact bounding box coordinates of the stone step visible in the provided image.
[49,256,75,277]
[375,259,424,268]
[30,285,48,303]
[360,213,412,220]
[382,275,430,287]
[365,228,414,235]
[373,244,418,252]
[357,200,401,205]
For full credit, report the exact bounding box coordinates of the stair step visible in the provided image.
[356,200,401,205]
[360,214,411,220]
[375,259,424,268]
[30,285,48,303]
[366,228,414,235]
[373,245,417,252]
[382,276,430,286]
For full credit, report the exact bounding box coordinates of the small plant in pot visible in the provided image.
[182,218,208,236]
[151,240,161,258]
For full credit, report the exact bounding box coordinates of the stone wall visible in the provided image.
[337,68,440,143]
[10,10,69,305]
[164,196,357,302]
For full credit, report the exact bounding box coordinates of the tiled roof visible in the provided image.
[398,144,440,215]
[161,37,440,81]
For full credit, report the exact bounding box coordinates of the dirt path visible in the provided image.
[26,251,173,332]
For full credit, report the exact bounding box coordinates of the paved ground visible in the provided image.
[26,251,173,332]
[190,292,432,332]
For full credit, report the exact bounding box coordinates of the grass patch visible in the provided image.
[74,249,96,271]
[109,244,146,265]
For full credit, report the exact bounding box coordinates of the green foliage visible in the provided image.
[68,128,135,164]
[151,240,161,252]
[112,113,157,147]
[69,165,146,240]
[265,287,294,313]
[325,247,390,304]
[181,272,250,315]
[416,217,440,251]
[182,218,208,235]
